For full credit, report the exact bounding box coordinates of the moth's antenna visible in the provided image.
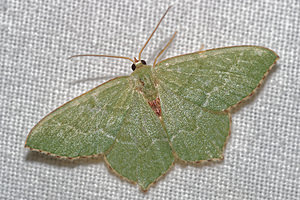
[138,6,173,61]
[153,31,177,67]
[68,54,135,63]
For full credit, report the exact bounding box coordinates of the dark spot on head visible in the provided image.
[131,64,136,71]
[141,60,146,65]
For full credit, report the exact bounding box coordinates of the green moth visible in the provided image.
[25,7,279,191]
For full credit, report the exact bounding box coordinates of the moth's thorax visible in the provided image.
[130,65,158,102]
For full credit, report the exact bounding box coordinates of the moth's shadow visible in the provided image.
[25,151,104,168]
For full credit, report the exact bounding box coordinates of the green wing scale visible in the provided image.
[157,84,230,161]
[26,77,132,157]
[155,46,278,111]
[26,75,174,191]
[26,46,278,191]
[155,46,278,162]
[105,91,174,190]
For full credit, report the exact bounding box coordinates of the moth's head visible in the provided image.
[131,57,147,71]
[69,6,172,74]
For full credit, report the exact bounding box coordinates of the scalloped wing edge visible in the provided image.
[24,76,129,160]
[26,144,176,192]
[225,51,279,112]
[167,112,232,164]
[25,45,278,191]
[103,154,176,192]
[156,45,279,112]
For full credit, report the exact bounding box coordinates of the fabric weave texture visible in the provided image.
[1,0,299,199]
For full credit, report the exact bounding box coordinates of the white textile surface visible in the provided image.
[1,0,299,199]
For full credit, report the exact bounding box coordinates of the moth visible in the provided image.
[25,7,279,191]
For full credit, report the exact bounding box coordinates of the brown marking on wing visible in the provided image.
[148,97,161,117]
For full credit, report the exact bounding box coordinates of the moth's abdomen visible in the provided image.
[130,65,162,117]
[148,97,162,117]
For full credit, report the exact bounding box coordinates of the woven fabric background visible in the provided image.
[1,0,299,199]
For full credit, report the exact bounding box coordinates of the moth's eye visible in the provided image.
[141,60,147,65]
[131,64,136,71]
